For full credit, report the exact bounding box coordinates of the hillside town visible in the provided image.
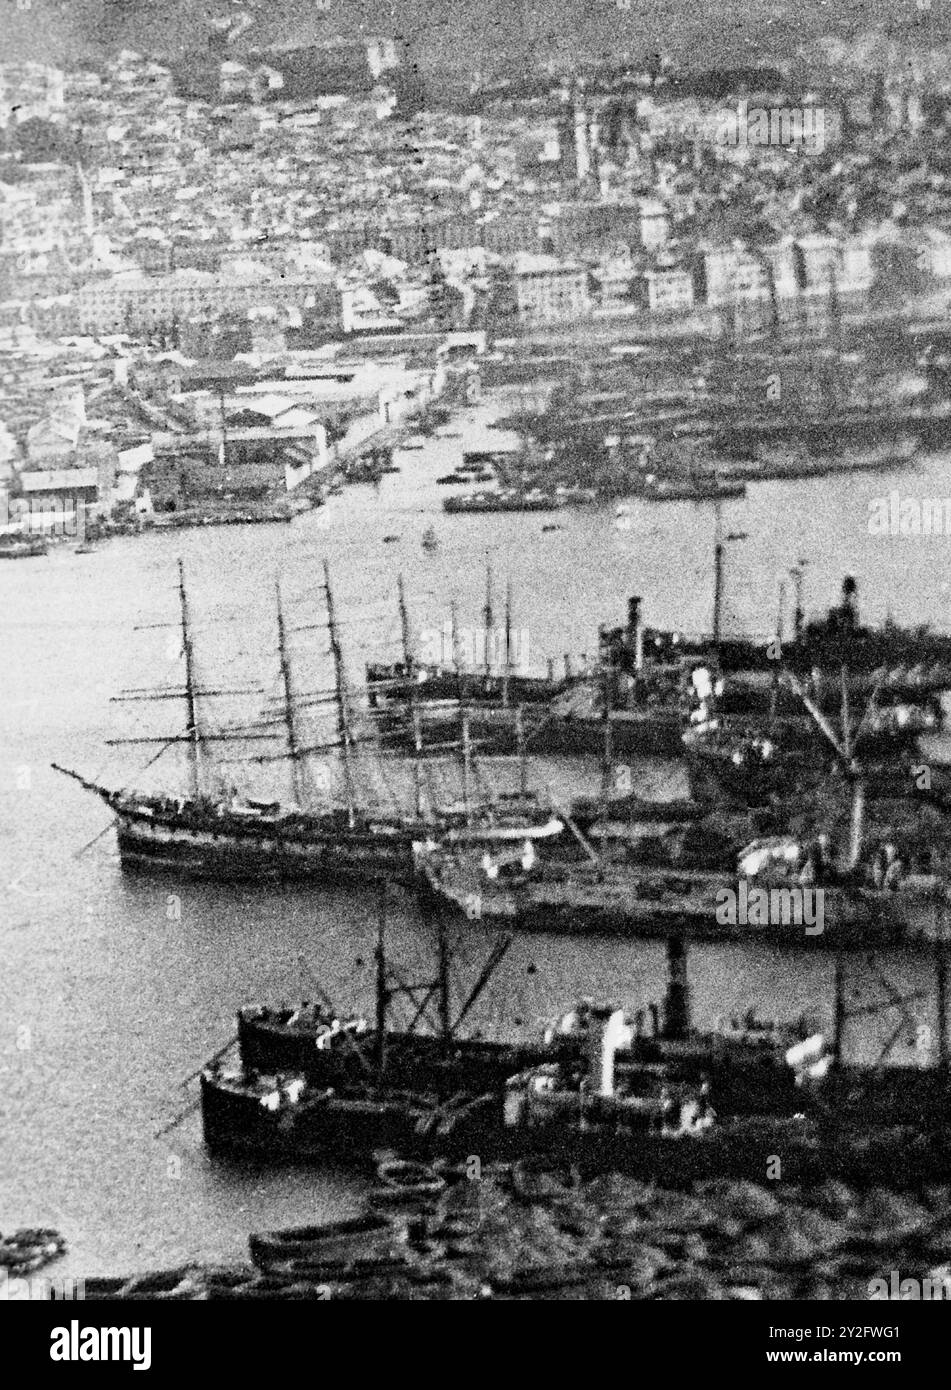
[5,26,951,538]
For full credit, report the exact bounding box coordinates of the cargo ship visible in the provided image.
[200,922,951,1184]
[371,575,951,762]
[199,929,829,1165]
[418,742,951,949]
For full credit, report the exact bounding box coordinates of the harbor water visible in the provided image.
[3,405,951,1276]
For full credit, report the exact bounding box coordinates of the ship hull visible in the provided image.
[236,1015,803,1118]
[379,707,687,757]
[200,1079,421,1161]
[200,1077,951,1185]
[421,859,940,949]
[236,1014,546,1090]
[114,811,416,884]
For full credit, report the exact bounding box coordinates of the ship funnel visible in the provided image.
[840,575,859,630]
[587,1005,630,1097]
[627,597,644,672]
[664,935,691,1039]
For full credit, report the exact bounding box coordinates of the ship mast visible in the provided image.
[937,903,949,1071]
[397,573,426,820]
[502,581,513,709]
[712,503,724,648]
[397,573,415,685]
[275,578,307,807]
[437,914,452,1045]
[515,703,528,799]
[178,558,203,798]
[600,664,614,807]
[323,560,356,825]
[832,951,845,1067]
[450,598,464,703]
[461,709,473,825]
[451,600,473,824]
[482,554,494,680]
[791,560,807,644]
[376,888,388,1071]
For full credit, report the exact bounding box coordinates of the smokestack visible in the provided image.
[586,1005,628,1097]
[841,575,858,630]
[664,935,690,1039]
[627,596,643,671]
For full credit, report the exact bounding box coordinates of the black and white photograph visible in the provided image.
[4,0,951,1348]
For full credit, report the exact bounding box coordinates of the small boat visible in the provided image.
[369,1157,446,1207]
[541,523,563,533]
[443,490,566,514]
[249,1213,392,1269]
[422,526,438,553]
[382,534,401,544]
[255,1252,410,1281]
[0,536,48,559]
[0,1228,67,1275]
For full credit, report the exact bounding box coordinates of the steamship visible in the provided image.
[371,568,951,762]
[199,929,829,1166]
[201,923,951,1183]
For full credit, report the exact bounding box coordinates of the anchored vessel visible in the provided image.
[371,573,951,763]
[199,929,829,1167]
[53,561,562,883]
[199,914,951,1183]
[443,489,566,513]
[421,705,951,950]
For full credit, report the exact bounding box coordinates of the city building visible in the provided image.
[0,62,65,127]
[633,265,695,313]
[507,253,591,325]
[76,269,341,336]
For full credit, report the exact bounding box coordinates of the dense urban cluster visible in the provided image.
[4,26,951,530]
